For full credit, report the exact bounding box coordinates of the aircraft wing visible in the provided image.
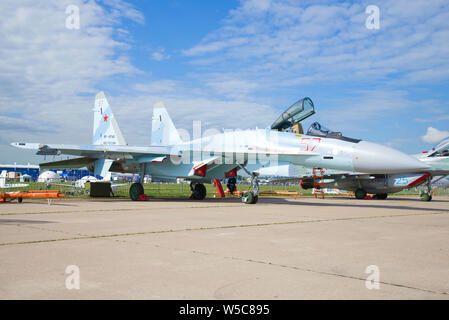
[12,142,316,160]
[11,143,180,159]
[39,157,92,169]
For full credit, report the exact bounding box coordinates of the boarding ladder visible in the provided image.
[313,168,325,199]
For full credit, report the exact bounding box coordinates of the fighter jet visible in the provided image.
[11,93,429,204]
[266,138,449,201]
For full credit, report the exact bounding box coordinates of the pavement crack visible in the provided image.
[221,256,448,296]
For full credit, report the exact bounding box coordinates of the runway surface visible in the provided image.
[1,195,449,299]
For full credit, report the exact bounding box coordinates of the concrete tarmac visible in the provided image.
[1,195,449,299]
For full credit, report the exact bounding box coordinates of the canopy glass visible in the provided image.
[429,138,449,157]
[271,97,315,131]
[306,122,361,143]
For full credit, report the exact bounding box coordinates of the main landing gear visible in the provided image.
[130,163,146,201]
[354,188,366,200]
[355,189,388,200]
[129,182,144,201]
[190,182,207,200]
[420,177,433,201]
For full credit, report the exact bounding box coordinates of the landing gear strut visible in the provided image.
[238,164,259,204]
[190,182,207,200]
[420,177,433,201]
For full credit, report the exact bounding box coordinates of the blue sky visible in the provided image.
[1,0,449,164]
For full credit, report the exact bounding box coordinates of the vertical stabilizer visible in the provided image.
[151,102,182,146]
[93,92,127,146]
[0,170,6,188]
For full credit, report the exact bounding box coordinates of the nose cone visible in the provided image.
[353,141,430,173]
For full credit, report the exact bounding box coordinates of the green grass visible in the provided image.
[1,181,447,199]
[1,181,307,198]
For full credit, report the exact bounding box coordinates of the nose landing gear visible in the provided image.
[238,164,259,204]
[420,177,433,201]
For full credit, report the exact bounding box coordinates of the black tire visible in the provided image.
[192,183,206,200]
[355,188,367,200]
[253,195,259,204]
[18,197,23,203]
[129,182,144,201]
[375,193,388,200]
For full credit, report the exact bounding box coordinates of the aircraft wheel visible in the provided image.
[355,188,367,200]
[129,182,144,201]
[192,183,206,200]
[375,193,388,200]
[241,192,257,204]
[18,197,23,203]
[241,192,253,204]
[420,192,432,201]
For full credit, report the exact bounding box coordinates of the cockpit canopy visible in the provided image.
[428,138,449,157]
[270,97,362,143]
[271,97,315,131]
[307,122,361,143]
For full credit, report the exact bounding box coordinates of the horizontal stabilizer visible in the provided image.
[188,157,221,177]
[138,155,167,163]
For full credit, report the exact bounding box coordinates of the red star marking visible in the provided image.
[103,114,108,122]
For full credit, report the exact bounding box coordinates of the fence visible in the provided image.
[1,180,447,199]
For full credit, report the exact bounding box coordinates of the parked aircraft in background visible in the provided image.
[260,101,449,201]
[52,172,127,194]
[264,138,449,201]
[432,175,449,189]
[12,94,429,204]
[0,170,29,189]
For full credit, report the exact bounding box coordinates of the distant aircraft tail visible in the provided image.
[93,92,127,146]
[151,102,182,146]
[0,170,7,188]
[103,171,112,181]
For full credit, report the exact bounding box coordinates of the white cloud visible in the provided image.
[0,0,143,163]
[183,0,449,89]
[183,38,249,56]
[108,94,279,145]
[132,80,177,93]
[421,127,449,144]
[151,48,170,61]
[206,78,258,100]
